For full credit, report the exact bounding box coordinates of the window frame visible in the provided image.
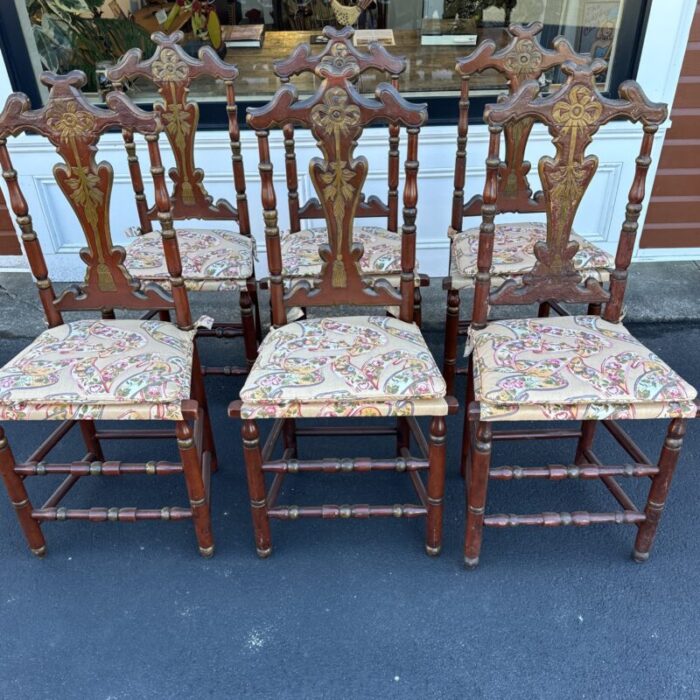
[1,0,651,126]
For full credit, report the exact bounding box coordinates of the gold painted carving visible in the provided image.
[46,101,116,291]
[310,87,361,287]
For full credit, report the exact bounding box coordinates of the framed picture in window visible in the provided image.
[577,0,622,62]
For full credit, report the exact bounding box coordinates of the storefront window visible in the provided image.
[9,1,641,112]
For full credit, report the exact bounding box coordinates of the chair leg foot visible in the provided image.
[177,420,214,556]
[425,416,446,555]
[464,421,492,567]
[632,548,650,563]
[199,544,215,558]
[633,418,686,562]
[0,428,46,555]
[242,420,272,556]
[464,555,480,569]
[31,545,47,558]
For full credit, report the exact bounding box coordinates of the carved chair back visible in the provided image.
[107,31,251,237]
[450,22,592,235]
[247,31,427,327]
[471,61,667,329]
[273,26,407,234]
[0,71,194,329]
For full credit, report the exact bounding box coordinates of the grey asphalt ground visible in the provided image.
[0,269,698,698]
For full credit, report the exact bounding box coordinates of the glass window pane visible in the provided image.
[17,0,629,102]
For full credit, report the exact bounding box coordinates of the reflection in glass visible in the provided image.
[19,0,627,99]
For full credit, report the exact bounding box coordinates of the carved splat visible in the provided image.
[451,22,592,228]
[0,71,178,315]
[273,26,406,232]
[108,31,242,223]
[247,44,426,322]
[471,61,667,322]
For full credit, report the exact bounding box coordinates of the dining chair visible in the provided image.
[107,31,260,376]
[463,60,698,567]
[263,25,428,324]
[0,72,216,557]
[443,22,614,396]
[229,36,456,557]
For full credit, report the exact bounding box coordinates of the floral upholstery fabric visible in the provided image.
[471,315,697,422]
[0,319,199,421]
[240,316,448,419]
[450,222,613,290]
[125,227,255,291]
[281,226,411,281]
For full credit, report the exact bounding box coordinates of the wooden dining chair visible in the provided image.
[107,31,260,377]
[0,72,216,557]
[264,25,427,324]
[463,60,698,567]
[443,23,614,395]
[229,37,456,557]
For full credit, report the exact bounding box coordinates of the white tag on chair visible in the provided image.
[195,315,215,330]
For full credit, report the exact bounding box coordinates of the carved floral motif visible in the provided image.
[553,86,603,131]
[310,87,362,287]
[318,42,361,78]
[151,48,188,82]
[504,39,543,79]
[46,101,96,142]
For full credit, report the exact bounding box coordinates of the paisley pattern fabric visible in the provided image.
[450,222,613,290]
[280,225,414,283]
[0,319,198,421]
[125,227,255,291]
[240,316,448,419]
[471,315,697,421]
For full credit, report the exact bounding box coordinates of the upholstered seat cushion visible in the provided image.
[471,315,697,421]
[281,226,410,280]
[240,316,448,419]
[450,222,613,289]
[125,227,255,291]
[0,319,198,421]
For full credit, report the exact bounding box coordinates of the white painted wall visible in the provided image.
[0,0,696,281]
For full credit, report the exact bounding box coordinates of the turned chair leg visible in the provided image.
[242,419,272,558]
[443,288,460,396]
[247,279,263,343]
[464,421,492,569]
[176,420,214,558]
[0,427,46,557]
[459,356,475,479]
[396,417,410,455]
[191,348,218,472]
[413,286,422,327]
[425,416,447,556]
[633,418,687,562]
[240,288,258,370]
[574,420,597,464]
[283,418,297,459]
[79,421,105,462]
